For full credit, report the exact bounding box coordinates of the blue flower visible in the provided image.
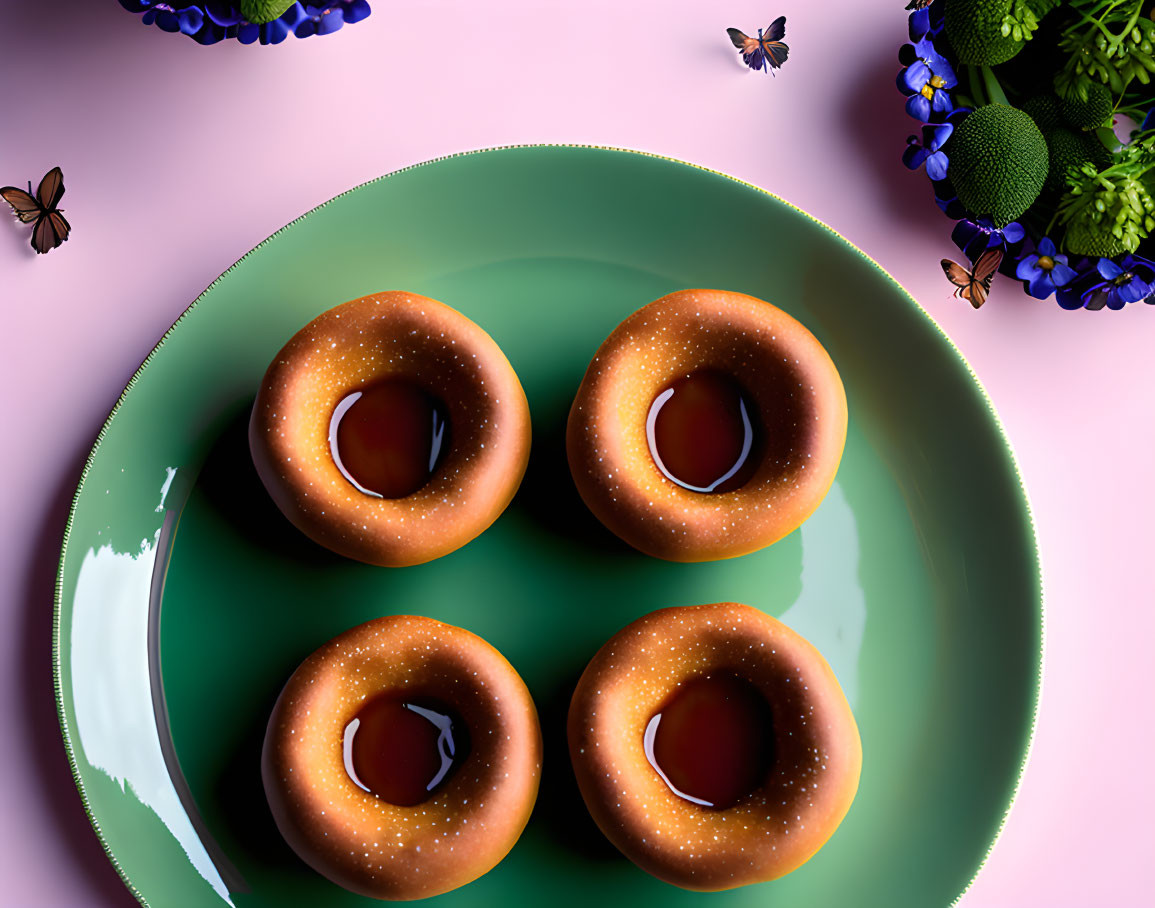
[1014,238,1078,299]
[904,121,953,181]
[119,0,370,44]
[952,217,1025,262]
[1141,108,1154,133]
[1054,258,1102,310]
[908,0,945,42]
[237,4,301,44]
[294,0,370,37]
[1061,255,1155,310]
[897,36,958,122]
[135,2,205,35]
[932,177,968,219]
[203,2,243,25]
[904,107,968,184]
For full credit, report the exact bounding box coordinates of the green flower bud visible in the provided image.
[948,105,1048,225]
[945,0,1027,65]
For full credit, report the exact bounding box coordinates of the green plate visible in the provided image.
[54,146,1041,908]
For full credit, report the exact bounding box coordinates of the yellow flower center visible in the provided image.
[921,83,936,100]
[1037,255,1054,271]
[929,75,946,89]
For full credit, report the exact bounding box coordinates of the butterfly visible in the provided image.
[1,167,71,255]
[941,248,1003,308]
[726,16,789,74]
[905,0,934,10]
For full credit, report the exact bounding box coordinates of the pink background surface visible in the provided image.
[2,1,1153,905]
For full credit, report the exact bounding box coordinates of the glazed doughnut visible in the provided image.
[568,603,861,891]
[250,291,531,567]
[262,615,542,900]
[567,289,846,562]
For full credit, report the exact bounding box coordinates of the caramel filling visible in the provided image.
[330,378,449,498]
[644,675,775,809]
[343,692,468,806]
[646,370,759,493]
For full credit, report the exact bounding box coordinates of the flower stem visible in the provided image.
[1116,1,1144,49]
[980,66,1011,106]
[1070,6,1119,42]
[966,65,989,107]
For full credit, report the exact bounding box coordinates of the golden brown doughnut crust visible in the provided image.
[568,603,861,891]
[262,615,542,900]
[566,289,847,562]
[250,291,531,567]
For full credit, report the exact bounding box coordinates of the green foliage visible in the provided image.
[949,104,1050,225]
[1142,173,1155,257]
[923,2,1155,270]
[1001,0,1042,42]
[946,0,1028,65]
[1054,1,1155,102]
[1056,128,1155,256]
[1002,0,1061,41]
[1060,81,1115,128]
[1063,218,1132,256]
[239,0,294,23]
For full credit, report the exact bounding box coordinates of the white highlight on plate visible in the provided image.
[779,482,866,706]
[69,470,233,906]
[154,466,177,513]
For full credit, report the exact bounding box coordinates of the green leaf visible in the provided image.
[1093,127,1118,152]
[239,0,294,24]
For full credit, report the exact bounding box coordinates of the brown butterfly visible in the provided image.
[1,167,71,254]
[726,16,789,74]
[941,248,1003,308]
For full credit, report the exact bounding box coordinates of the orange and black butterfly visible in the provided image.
[727,16,789,74]
[1,166,71,254]
[941,248,1003,308]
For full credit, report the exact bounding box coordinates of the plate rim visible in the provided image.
[51,143,1044,908]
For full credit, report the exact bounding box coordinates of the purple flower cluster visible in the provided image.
[118,1,370,45]
[897,0,952,122]
[898,36,957,122]
[1055,255,1155,310]
[1015,238,1076,299]
[895,1,1155,309]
